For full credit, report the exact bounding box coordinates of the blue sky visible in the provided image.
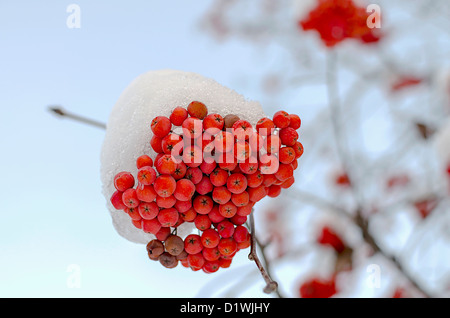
[0,1,275,297]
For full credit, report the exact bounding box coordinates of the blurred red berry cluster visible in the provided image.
[299,0,381,47]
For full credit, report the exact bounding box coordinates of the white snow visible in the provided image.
[291,0,316,21]
[100,69,266,244]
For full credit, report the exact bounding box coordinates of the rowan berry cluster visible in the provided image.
[109,101,303,273]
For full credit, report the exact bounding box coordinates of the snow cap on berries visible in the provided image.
[100,69,266,244]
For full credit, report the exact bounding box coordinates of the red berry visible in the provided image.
[161,133,183,155]
[114,171,135,192]
[173,178,195,201]
[126,207,141,221]
[239,158,259,174]
[201,228,220,248]
[187,252,205,269]
[219,258,232,268]
[210,167,229,187]
[289,114,301,129]
[262,174,278,187]
[182,117,203,139]
[203,247,221,261]
[248,185,267,202]
[196,175,213,195]
[231,191,249,206]
[122,188,139,208]
[193,195,213,214]
[172,161,187,180]
[153,175,176,198]
[157,207,179,227]
[174,199,192,213]
[135,183,157,202]
[264,134,281,154]
[214,131,235,153]
[230,214,247,226]
[203,113,224,133]
[233,225,249,243]
[219,201,238,218]
[184,234,203,254]
[203,260,220,273]
[293,141,304,159]
[199,160,217,175]
[156,195,176,208]
[216,220,235,238]
[248,132,264,153]
[275,163,294,182]
[110,190,127,210]
[185,167,203,184]
[280,176,295,189]
[234,141,251,162]
[138,201,159,220]
[155,226,171,241]
[150,135,164,153]
[136,155,153,169]
[232,120,253,140]
[279,147,295,164]
[246,172,263,188]
[272,110,290,128]
[208,205,225,223]
[218,237,238,256]
[291,160,298,170]
[182,145,203,168]
[170,106,188,126]
[180,207,197,222]
[236,202,254,216]
[259,154,279,175]
[256,117,275,136]
[155,154,177,175]
[279,127,299,146]
[236,233,251,249]
[218,153,238,172]
[187,101,208,119]
[151,116,172,138]
[226,173,248,194]
[137,166,157,185]
[132,219,144,230]
[142,218,162,234]
[267,184,282,198]
[212,186,231,204]
[193,214,211,231]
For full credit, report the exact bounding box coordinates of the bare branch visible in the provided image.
[48,106,107,130]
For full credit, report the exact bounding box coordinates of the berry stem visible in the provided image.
[48,106,107,130]
[248,211,280,296]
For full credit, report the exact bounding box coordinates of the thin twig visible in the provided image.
[248,212,279,295]
[48,106,107,130]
